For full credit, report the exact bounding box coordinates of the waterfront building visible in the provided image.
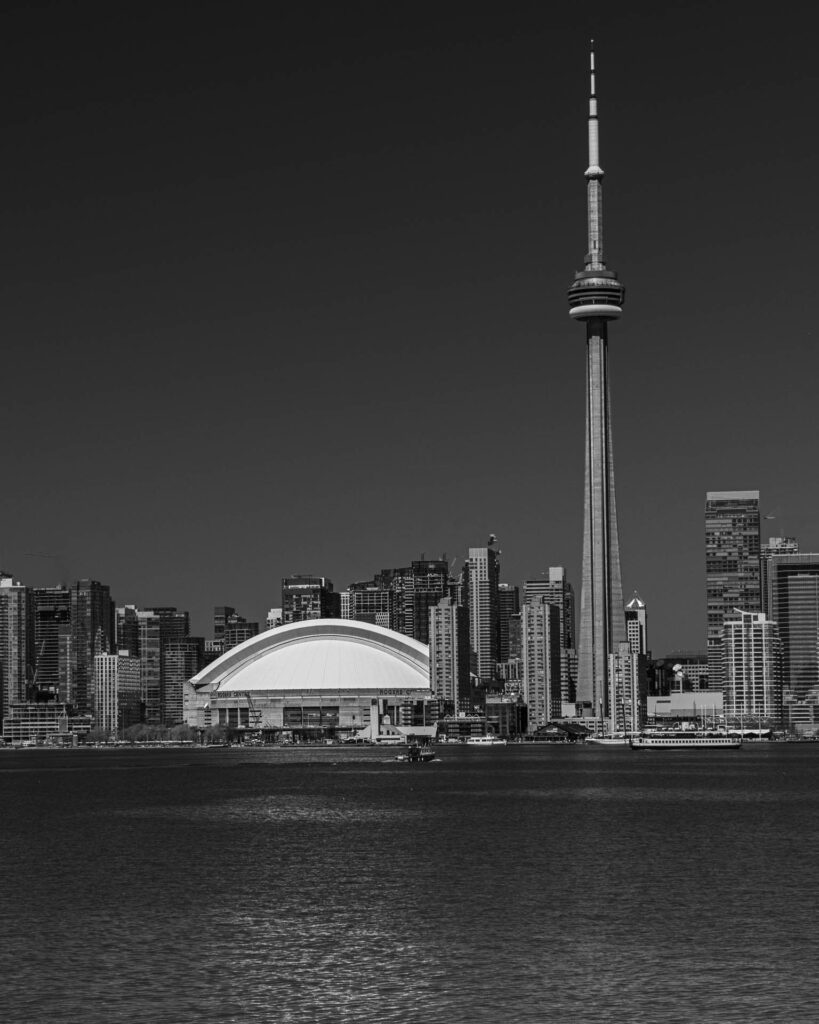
[1,701,92,744]
[0,574,33,723]
[428,597,470,710]
[116,605,190,725]
[93,652,142,734]
[485,694,526,738]
[608,641,646,734]
[31,586,70,700]
[466,545,500,687]
[723,611,782,725]
[761,536,799,615]
[163,637,205,725]
[184,620,430,742]
[567,47,626,715]
[524,568,576,702]
[68,579,115,717]
[520,598,561,731]
[625,593,647,656]
[765,552,819,732]
[282,576,340,623]
[705,491,762,690]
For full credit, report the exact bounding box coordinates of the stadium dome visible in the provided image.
[190,619,430,694]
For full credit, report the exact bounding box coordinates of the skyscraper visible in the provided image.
[761,536,799,615]
[466,545,500,687]
[0,573,33,722]
[497,583,520,662]
[282,576,340,623]
[524,568,577,703]
[163,637,205,726]
[116,604,190,724]
[765,552,819,731]
[429,597,470,710]
[68,579,115,716]
[625,593,647,656]
[568,46,626,717]
[520,598,561,730]
[723,611,782,724]
[31,586,70,700]
[705,491,762,689]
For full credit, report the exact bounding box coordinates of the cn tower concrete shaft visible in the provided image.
[578,322,624,711]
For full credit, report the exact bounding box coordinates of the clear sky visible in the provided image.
[3,2,817,654]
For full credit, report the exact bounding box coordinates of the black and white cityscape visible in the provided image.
[4,9,819,1023]
[2,32,816,748]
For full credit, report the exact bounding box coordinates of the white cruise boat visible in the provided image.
[465,735,507,746]
[631,731,742,750]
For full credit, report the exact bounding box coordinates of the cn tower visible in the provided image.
[568,43,626,717]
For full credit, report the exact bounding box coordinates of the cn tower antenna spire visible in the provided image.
[585,39,604,270]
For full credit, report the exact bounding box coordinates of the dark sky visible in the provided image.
[3,2,817,654]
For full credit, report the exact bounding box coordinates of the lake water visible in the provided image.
[1,743,817,1023]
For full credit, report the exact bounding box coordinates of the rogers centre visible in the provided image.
[183,619,432,742]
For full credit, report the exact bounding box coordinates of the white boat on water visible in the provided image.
[631,731,742,750]
[465,735,507,746]
[585,736,630,746]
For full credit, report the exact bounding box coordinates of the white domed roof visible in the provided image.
[192,619,430,694]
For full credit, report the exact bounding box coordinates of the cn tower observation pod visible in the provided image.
[184,620,431,739]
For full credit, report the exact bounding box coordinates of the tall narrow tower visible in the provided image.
[568,44,626,715]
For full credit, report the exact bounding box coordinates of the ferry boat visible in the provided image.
[465,735,507,746]
[631,731,742,750]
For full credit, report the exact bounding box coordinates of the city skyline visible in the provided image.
[3,5,819,654]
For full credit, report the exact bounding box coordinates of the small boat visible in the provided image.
[394,744,436,763]
[465,735,507,746]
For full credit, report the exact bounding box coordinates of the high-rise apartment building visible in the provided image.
[428,597,470,710]
[498,583,520,662]
[705,491,762,690]
[213,607,236,648]
[761,537,799,615]
[68,579,115,716]
[568,47,626,714]
[608,641,645,734]
[31,586,70,700]
[162,637,205,726]
[116,605,190,725]
[389,560,449,643]
[222,616,259,652]
[347,579,394,630]
[520,598,561,730]
[282,576,340,623]
[0,574,33,723]
[466,546,500,687]
[723,611,782,724]
[93,653,142,734]
[524,568,575,702]
[625,593,647,656]
[765,552,819,730]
